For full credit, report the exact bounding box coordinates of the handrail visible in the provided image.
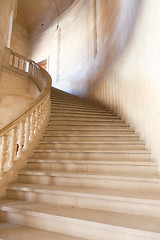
[0,47,52,178]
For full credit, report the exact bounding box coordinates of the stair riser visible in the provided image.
[33,152,150,161]
[18,175,160,193]
[50,115,121,120]
[51,99,101,106]
[51,107,110,113]
[49,119,124,123]
[44,131,136,136]
[51,101,105,108]
[51,102,106,108]
[46,126,131,130]
[51,97,89,101]
[51,105,106,111]
[7,189,160,218]
[37,143,145,151]
[48,122,127,126]
[50,111,115,116]
[1,209,155,240]
[42,136,140,142]
[26,162,157,175]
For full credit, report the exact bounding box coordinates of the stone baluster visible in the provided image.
[12,54,15,67]
[44,97,49,119]
[24,117,30,149]
[40,104,44,126]
[8,128,17,168]
[17,57,20,70]
[38,105,42,128]
[35,107,39,135]
[43,100,46,121]
[41,103,45,124]
[29,62,34,77]
[0,135,7,177]
[17,121,25,158]
[33,110,36,135]
[46,95,50,116]
[23,60,26,72]
[30,111,35,141]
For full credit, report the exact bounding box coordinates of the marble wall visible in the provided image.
[0,0,18,75]
[10,25,29,58]
[88,0,160,165]
[28,0,94,85]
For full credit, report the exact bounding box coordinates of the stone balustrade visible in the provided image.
[0,47,51,178]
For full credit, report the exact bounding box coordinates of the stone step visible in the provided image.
[26,159,157,175]
[51,95,94,102]
[51,103,105,110]
[37,141,146,150]
[46,125,132,130]
[0,201,160,240]
[51,106,112,112]
[0,222,83,240]
[6,184,160,217]
[49,118,125,123]
[51,105,111,113]
[51,100,101,107]
[50,111,117,117]
[18,170,160,193]
[47,121,128,126]
[42,135,141,143]
[50,114,121,119]
[44,130,136,136]
[32,149,151,161]
[50,99,104,109]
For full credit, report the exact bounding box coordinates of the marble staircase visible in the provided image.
[0,87,160,240]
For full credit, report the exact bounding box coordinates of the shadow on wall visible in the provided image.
[54,0,142,96]
[86,0,160,165]
[0,93,34,129]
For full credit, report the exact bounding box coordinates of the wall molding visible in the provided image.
[13,23,29,38]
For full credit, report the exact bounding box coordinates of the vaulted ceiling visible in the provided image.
[17,0,75,32]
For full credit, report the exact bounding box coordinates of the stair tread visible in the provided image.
[48,124,129,127]
[50,108,111,112]
[39,141,145,144]
[44,134,139,137]
[43,136,140,141]
[50,111,117,115]
[49,119,125,122]
[0,222,84,240]
[49,118,124,121]
[19,169,159,180]
[34,149,150,154]
[7,183,160,202]
[46,128,134,131]
[1,201,160,235]
[28,159,154,165]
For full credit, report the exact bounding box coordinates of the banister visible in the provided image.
[0,47,52,178]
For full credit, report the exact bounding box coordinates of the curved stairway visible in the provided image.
[1,87,160,240]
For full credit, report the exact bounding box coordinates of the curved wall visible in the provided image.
[29,0,135,92]
[51,0,139,94]
[0,0,18,74]
[87,0,160,165]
